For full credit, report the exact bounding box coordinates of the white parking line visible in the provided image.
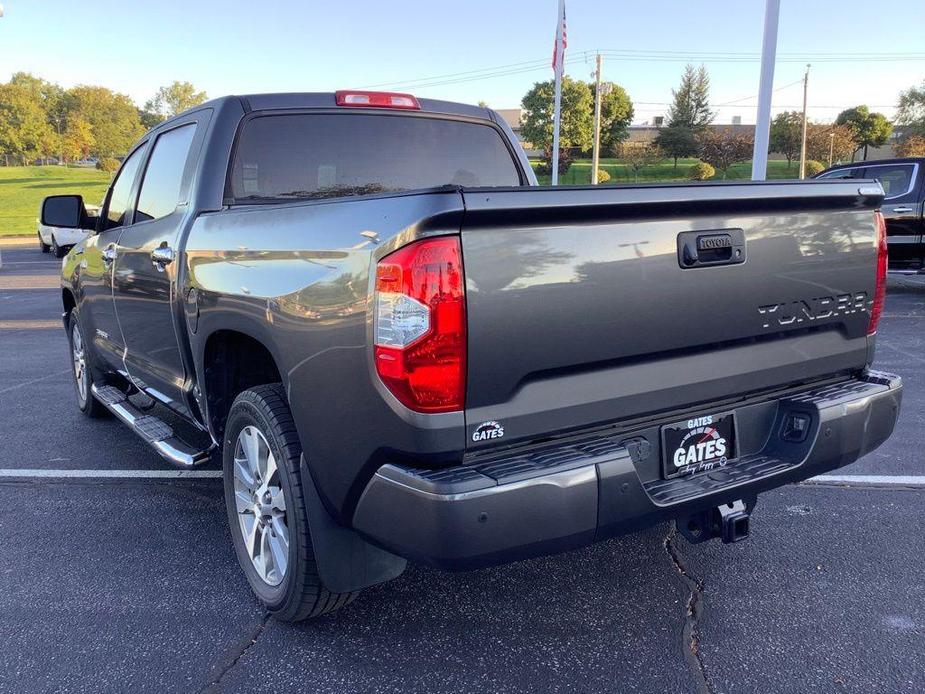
[0,469,919,487]
[0,469,222,479]
[806,474,925,487]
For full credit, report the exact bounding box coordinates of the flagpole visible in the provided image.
[551,0,564,185]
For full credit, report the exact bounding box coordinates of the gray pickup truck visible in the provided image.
[42,91,901,622]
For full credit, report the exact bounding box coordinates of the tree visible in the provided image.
[654,125,698,168]
[655,64,714,167]
[894,134,925,158]
[8,73,69,161]
[895,81,925,154]
[697,128,753,179]
[61,115,95,162]
[617,143,664,182]
[835,105,892,160]
[0,83,56,164]
[67,85,145,159]
[806,124,856,165]
[143,81,208,124]
[594,82,634,153]
[768,111,803,166]
[895,81,925,134]
[521,77,594,155]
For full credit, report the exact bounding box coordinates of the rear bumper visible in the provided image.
[352,370,902,569]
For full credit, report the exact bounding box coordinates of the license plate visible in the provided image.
[661,412,737,479]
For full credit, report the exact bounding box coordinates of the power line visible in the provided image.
[357,47,923,93]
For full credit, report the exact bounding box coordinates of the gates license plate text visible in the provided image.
[662,412,737,479]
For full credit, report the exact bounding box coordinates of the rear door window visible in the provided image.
[230,113,522,202]
[858,164,917,199]
[135,123,197,223]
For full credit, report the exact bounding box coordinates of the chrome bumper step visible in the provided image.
[91,384,215,467]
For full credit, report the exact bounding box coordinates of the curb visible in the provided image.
[0,237,37,248]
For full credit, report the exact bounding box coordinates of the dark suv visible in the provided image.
[817,158,925,271]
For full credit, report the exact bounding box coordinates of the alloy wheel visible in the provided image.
[233,425,289,586]
[71,323,88,404]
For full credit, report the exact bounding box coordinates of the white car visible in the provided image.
[37,204,99,257]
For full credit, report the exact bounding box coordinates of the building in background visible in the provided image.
[495,108,903,162]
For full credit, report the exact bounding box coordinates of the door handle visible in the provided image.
[102,245,116,266]
[151,244,175,270]
[891,206,913,214]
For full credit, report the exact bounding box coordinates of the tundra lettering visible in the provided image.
[758,291,869,328]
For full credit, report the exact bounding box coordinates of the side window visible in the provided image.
[101,145,146,231]
[861,165,916,199]
[135,123,197,223]
[817,168,857,180]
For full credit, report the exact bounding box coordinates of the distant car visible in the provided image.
[816,158,924,272]
[38,204,99,257]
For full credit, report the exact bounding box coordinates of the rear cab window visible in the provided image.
[229,113,523,202]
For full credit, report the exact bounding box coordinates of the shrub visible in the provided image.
[595,168,611,183]
[96,157,120,173]
[804,160,825,177]
[689,162,715,180]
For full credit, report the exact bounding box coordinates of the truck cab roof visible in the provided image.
[152,92,498,136]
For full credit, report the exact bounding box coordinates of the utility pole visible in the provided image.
[591,54,603,185]
[751,0,780,181]
[828,132,835,167]
[798,64,811,179]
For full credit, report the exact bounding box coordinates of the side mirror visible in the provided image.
[41,195,92,230]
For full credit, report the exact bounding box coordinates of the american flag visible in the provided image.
[551,1,567,74]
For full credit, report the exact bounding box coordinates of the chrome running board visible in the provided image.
[91,384,215,467]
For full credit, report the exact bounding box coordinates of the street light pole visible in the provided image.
[798,64,811,179]
[828,132,835,167]
[591,54,603,185]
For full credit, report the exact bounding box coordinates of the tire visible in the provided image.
[38,233,50,254]
[66,311,108,418]
[223,384,358,621]
[52,235,67,259]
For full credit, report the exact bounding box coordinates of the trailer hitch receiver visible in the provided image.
[678,498,752,544]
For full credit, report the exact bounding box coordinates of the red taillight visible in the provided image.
[868,211,888,336]
[374,237,466,413]
[335,90,421,110]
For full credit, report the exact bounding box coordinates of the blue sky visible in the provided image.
[1,0,922,124]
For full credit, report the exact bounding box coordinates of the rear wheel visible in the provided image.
[38,232,50,253]
[223,384,358,621]
[67,311,108,418]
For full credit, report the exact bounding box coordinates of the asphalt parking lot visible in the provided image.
[0,242,922,694]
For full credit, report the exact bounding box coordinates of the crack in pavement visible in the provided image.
[664,525,712,694]
[200,612,270,693]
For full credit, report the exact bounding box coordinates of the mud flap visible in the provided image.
[299,455,407,593]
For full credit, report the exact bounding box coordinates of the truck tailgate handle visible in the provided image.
[677,229,746,269]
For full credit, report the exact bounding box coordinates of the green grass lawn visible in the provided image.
[0,166,111,237]
[532,158,800,185]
